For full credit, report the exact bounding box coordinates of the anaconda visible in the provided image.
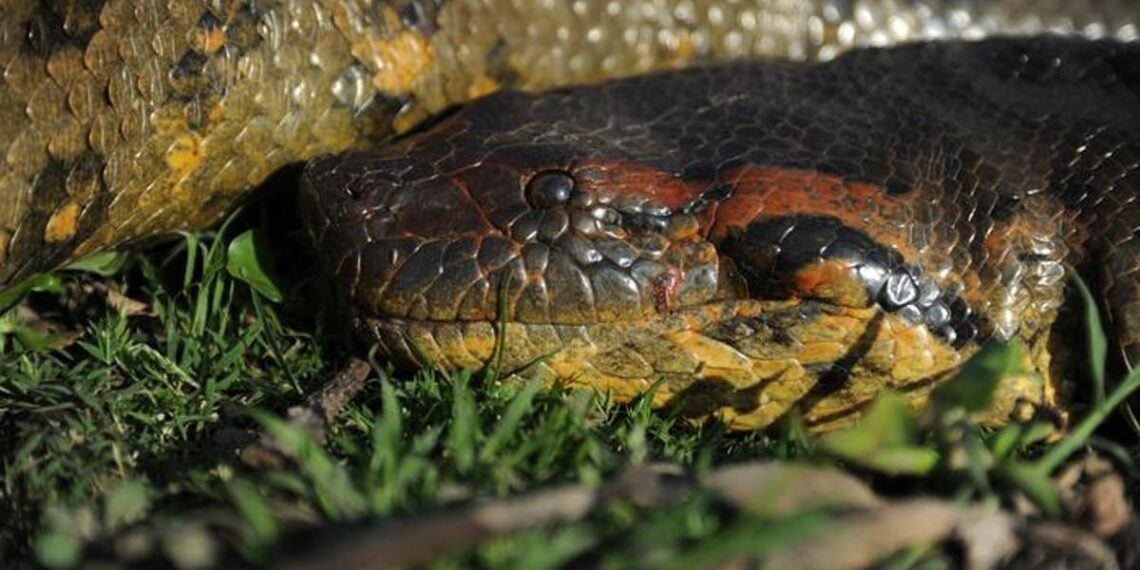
[302,36,1140,431]
[3,2,1140,431]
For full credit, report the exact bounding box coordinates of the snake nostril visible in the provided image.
[525,170,576,208]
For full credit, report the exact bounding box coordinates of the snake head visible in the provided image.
[300,96,732,328]
[298,40,1111,431]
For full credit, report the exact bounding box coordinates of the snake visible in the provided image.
[301,36,1140,430]
[3,1,1140,430]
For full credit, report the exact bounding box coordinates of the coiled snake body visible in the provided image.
[305,37,1140,430]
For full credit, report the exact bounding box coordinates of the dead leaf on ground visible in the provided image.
[762,499,1019,570]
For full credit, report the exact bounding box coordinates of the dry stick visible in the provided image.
[240,357,372,469]
[764,500,1018,570]
[284,483,602,570]
[306,357,375,435]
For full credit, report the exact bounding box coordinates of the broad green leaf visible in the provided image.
[822,392,915,454]
[1020,422,1059,448]
[961,425,991,493]
[12,324,68,352]
[1070,272,1108,405]
[0,251,125,317]
[988,425,1022,463]
[934,340,1024,413]
[225,229,284,302]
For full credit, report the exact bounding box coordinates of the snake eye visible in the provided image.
[526,170,575,208]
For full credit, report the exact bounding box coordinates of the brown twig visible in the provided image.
[240,358,372,469]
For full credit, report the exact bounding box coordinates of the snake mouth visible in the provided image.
[360,297,1054,433]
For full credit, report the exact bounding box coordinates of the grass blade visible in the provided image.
[480,380,540,462]
[1035,364,1140,474]
[1070,272,1108,405]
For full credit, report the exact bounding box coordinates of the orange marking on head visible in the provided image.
[574,159,707,211]
[189,24,226,55]
[709,166,919,260]
[558,163,934,289]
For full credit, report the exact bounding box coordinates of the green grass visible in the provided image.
[0,222,785,568]
[1,217,1137,569]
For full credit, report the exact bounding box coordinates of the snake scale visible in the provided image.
[4,1,1140,430]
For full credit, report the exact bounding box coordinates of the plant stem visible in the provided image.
[1035,368,1140,474]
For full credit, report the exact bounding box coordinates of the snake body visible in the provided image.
[304,37,1140,430]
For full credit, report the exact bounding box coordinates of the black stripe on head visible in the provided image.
[718,214,981,347]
